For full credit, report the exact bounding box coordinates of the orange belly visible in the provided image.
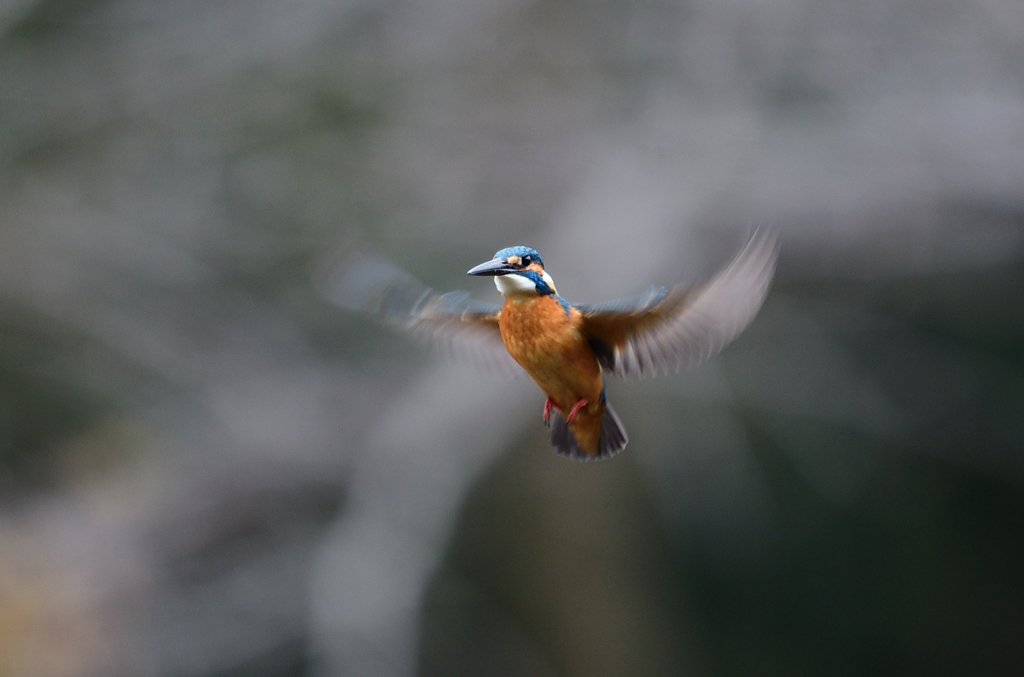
[499,295,605,454]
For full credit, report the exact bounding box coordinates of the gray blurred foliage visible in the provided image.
[0,0,1022,675]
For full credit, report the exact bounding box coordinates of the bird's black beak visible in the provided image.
[467,258,516,276]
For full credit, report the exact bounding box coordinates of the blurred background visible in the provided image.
[0,0,1022,675]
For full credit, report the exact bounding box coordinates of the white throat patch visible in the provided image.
[494,271,558,296]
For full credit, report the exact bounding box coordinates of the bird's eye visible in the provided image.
[522,255,532,266]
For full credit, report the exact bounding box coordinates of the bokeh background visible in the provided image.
[1,0,1023,675]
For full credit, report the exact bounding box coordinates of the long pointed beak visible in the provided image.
[467,258,516,276]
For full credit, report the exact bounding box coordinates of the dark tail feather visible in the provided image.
[548,404,629,461]
[547,409,583,459]
[599,404,629,457]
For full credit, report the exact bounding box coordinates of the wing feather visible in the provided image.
[577,228,778,378]
[319,253,520,375]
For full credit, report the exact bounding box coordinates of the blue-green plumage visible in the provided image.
[518,270,555,296]
[493,246,543,266]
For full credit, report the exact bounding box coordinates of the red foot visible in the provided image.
[543,397,555,425]
[565,398,588,424]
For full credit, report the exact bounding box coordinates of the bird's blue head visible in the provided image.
[467,246,556,296]
[492,246,543,268]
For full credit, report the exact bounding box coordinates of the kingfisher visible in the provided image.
[329,229,777,460]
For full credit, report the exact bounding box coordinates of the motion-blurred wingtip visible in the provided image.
[316,247,423,317]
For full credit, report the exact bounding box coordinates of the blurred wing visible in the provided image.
[577,228,778,378]
[319,253,520,375]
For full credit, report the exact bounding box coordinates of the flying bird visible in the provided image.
[325,229,777,460]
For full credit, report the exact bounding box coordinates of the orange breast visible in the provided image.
[499,295,606,453]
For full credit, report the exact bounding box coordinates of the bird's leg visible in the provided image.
[565,398,588,424]
[543,397,555,425]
